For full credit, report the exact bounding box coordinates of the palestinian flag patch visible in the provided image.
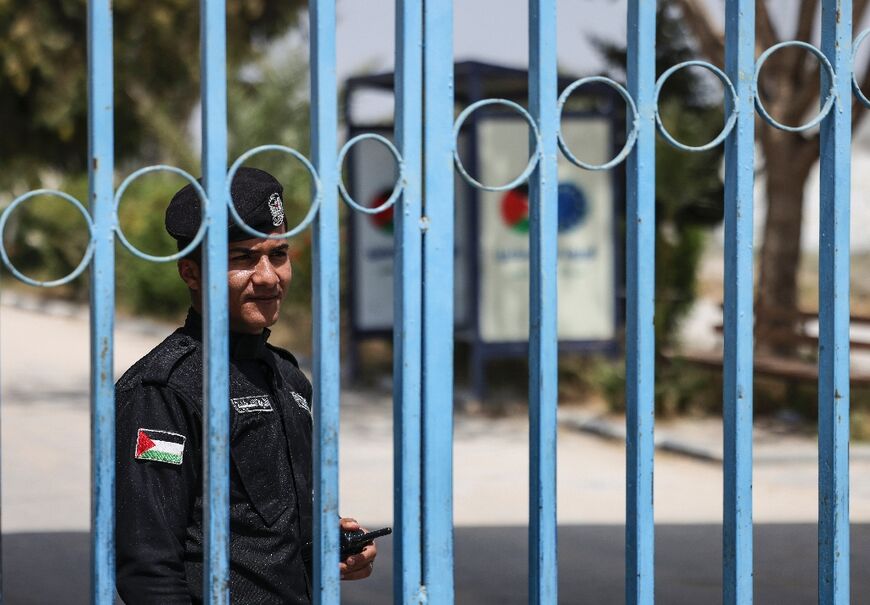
[134,429,186,465]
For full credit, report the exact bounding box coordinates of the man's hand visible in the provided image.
[339,517,377,581]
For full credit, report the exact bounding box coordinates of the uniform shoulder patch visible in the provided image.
[135,429,186,465]
[291,391,311,415]
[231,395,274,413]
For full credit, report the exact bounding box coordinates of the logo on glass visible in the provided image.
[500,182,588,234]
[368,188,395,233]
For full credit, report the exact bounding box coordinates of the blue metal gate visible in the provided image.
[0,0,859,603]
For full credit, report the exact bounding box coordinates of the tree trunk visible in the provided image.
[756,130,817,354]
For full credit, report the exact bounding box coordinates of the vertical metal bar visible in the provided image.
[394,1,424,603]
[310,1,341,603]
[722,1,755,603]
[625,1,656,603]
[200,0,230,602]
[422,0,455,602]
[464,75,486,403]
[528,1,558,603]
[0,276,2,605]
[0,276,3,605]
[819,1,851,603]
[87,0,115,601]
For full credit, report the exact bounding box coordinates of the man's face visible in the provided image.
[226,229,292,333]
[179,227,292,334]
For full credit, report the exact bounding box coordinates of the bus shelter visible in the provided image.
[344,60,625,399]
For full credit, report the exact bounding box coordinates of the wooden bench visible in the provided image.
[739,305,870,353]
[669,305,870,387]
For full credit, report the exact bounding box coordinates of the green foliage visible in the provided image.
[112,173,192,317]
[0,0,304,187]
[1,172,189,314]
[571,0,727,415]
[570,356,627,410]
[596,0,725,351]
[570,354,722,417]
[654,105,724,348]
[0,176,93,297]
[2,51,314,322]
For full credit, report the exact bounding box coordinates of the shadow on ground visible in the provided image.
[4,525,868,604]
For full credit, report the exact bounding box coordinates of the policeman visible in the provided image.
[115,167,375,604]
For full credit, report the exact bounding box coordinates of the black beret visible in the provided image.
[165,166,286,243]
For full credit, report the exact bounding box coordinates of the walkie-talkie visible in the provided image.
[340,526,392,559]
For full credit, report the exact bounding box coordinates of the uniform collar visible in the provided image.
[182,308,271,360]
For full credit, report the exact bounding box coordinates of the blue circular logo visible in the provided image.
[557,182,588,233]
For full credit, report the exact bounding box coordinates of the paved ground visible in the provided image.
[3,297,870,602]
[8,525,870,604]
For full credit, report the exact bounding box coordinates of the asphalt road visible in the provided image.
[4,525,870,604]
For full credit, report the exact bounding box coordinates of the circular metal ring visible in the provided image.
[853,29,870,108]
[654,61,739,151]
[557,76,639,170]
[452,98,542,192]
[754,41,836,132]
[0,189,95,287]
[114,165,208,262]
[337,133,405,214]
[227,145,322,239]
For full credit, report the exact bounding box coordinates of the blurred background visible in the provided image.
[5,0,870,424]
[5,0,870,602]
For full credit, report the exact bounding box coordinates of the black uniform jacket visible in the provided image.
[115,310,314,604]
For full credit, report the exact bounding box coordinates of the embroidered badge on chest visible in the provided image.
[231,395,274,413]
[135,429,186,465]
[291,391,311,414]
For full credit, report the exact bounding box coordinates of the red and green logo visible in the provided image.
[500,186,531,233]
[368,188,395,233]
[500,182,588,234]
